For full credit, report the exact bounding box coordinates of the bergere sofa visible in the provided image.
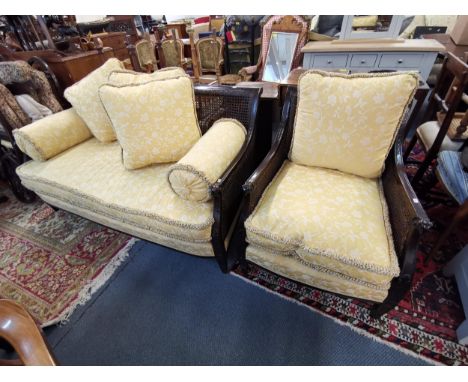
[12,60,260,273]
[228,71,432,317]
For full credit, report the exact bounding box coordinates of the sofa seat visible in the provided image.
[16,138,216,257]
[244,161,400,299]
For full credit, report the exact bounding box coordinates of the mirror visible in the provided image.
[262,32,298,83]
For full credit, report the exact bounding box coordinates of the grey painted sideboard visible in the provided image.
[301,39,446,81]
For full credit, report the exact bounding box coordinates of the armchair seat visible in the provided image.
[417,121,464,152]
[17,138,215,256]
[244,160,399,301]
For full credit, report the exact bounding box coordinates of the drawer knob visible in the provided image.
[360,60,366,64]
[327,60,332,64]
[397,59,404,64]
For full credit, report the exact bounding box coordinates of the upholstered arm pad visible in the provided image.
[13,108,92,162]
[168,118,247,202]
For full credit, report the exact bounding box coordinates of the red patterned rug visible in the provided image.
[0,188,136,327]
[234,144,468,366]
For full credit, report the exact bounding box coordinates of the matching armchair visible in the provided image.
[238,15,310,82]
[228,71,431,317]
[126,37,158,73]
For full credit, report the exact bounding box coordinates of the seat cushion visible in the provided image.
[245,160,399,290]
[64,58,124,142]
[289,70,418,178]
[417,120,465,152]
[16,138,214,244]
[168,118,246,202]
[99,76,201,169]
[246,245,389,302]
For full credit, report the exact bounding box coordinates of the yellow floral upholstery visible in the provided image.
[246,245,389,302]
[64,58,124,142]
[13,108,92,161]
[107,67,187,85]
[16,138,215,256]
[98,76,201,169]
[245,160,399,295]
[168,119,246,202]
[289,70,418,178]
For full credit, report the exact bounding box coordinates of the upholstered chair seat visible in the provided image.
[417,121,464,152]
[16,138,216,256]
[244,160,399,301]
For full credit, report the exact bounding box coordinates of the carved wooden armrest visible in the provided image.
[0,299,57,365]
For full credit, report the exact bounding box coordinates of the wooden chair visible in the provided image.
[154,26,190,70]
[126,35,158,73]
[238,15,310,82]
[0,299,57,365]
[404,53,468,187]
[228,78,431,318]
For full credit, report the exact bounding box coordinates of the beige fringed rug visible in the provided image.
[0,188,137,326]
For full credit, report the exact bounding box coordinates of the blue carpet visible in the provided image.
[45,241,430,365]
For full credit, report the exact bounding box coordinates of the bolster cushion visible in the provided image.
[168,118,247,202]
[13,108,92,161]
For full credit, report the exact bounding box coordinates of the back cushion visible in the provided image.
[289,70,418,178]
[107,67,187,85]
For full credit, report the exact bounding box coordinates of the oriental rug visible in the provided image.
[233,144,468,366]
[0,188,136,327]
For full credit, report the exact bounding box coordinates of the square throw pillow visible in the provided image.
[107,67,187,86]
[64,58,124,142]
[289,70,419,178]
[98,76,201,170]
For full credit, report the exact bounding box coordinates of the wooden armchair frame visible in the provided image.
[404,53,468,187]
[153,26,190,70]
[239,15,310,82]
[0,299,57,365]
[228,87,431,317]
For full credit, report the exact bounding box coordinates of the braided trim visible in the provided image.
[31,188,212,244]
[167,163,212,202]
[17,164,215,231]
[245,162,400,277]
[247,245,390,291]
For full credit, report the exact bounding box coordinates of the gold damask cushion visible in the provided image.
[16,138,214,245]
[64,58,124,142]
[246,245,389,302]
[107,67,187,85]
[13,108,92,161]
[99,76,201,169]
[289,70,418,178]
[168,119,246,202]
[245,160,399,292]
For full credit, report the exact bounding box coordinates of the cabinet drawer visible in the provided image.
[312,54,348,68]
[349,54,378,68]
[379,54,424,68]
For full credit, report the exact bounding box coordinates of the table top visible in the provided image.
[234,81,279,99]
[301,38,445,53]
[422,33,468,60]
